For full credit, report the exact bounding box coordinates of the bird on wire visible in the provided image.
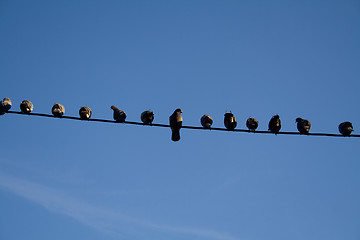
[0,97,12,115]
[338,121,353,136]
[2,97,359,139]
[79,106,92,120]
[52,103,65,117]
[201,114,213,128]
[296,117,311,134]
[169,108,183,141]
[20,100,33,114]
[141,110,154,124]
[111,105,126,122]
[224,112,237,130]
[246,117,258,132]
[268,114,281,135]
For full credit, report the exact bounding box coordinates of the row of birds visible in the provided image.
[0,97,355,141]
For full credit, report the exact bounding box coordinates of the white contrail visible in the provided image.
[0,172,240,240]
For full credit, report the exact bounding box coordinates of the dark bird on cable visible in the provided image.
[111,105,126,122]
[20,100,33,114]
[246,117,258,131]
[141,110,154,124]
[0,97,12,115]
[79,106,92,120]
[268,114,281,134]
[201,114,213,128]
[224,112,237,130]
[52,103,65,117]
[169,108,183,141]
[296,117,311,134]
[338,121,353,136]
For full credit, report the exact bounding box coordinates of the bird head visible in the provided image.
[296,117,302,123]
[111,105,119,111]
[143,110,154,117]
[343,122,354,131]
[175,108,182,113]
[273,114,279,119]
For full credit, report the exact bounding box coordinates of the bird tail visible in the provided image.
[171,129,181,142]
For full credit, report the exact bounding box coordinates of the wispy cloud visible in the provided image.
[0,172,240,240]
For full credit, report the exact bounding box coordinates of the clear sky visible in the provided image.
[1,1,360,240]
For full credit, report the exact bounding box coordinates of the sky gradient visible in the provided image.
[1,1,360,240]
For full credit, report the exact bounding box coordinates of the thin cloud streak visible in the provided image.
[0,172,240,240]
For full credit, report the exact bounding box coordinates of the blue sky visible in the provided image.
[1,1,360,239]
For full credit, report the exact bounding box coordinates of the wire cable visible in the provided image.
[5,110,360,138]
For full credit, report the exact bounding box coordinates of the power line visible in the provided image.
[4,110,359,138]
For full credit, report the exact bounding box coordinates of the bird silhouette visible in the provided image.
[224,112,237,130]
[52,103,65,117]
[141,110,154,124]
[111,105,126,122]
[79,106,92,120]
[338,121,353,136]
[296,118,311,134]
[246,117,258,131]
[268,115,281,134]
[169,108,183,141]
[0,97,12,115]
[201,114,213,128]
[20,100,33,114]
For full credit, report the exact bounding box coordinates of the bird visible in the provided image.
[246,117,258,131]
[169,108,183,141]
[224,112,237,130]
[79,106,92,120]
[111,105,126,122]
[296,117,311,134]
[52,103,65,117]
[201,114,213,128]
[0,97,12,115]
[268,114,281,134]
[141,110,154,124]
[20,100,33,114]
[338,121,353,136]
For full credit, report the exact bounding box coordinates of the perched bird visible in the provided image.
[169,108,183,141]
[52,103,65,117]
[200,114,213,128]
[296,117,311,134]
[20,100,33,113]
[79,106,92,120]
[224,112,237,130]
[338,121,353,136]
[0,97,12,115]
[111,105,126,122]
[246,117,258,131]
[141,110,154,124]
[268,114,281,134]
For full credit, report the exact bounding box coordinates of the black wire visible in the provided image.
[5,111,360,138]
